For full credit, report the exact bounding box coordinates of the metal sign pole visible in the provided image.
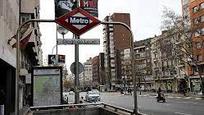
[56,27,59,65]
[74,34,80,104]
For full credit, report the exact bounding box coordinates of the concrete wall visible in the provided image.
[0,0,19,67]
[32,107,128,115]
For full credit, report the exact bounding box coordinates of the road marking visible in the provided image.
[195,98,202,100]
[167,96,174,98]
[184,97,191,99]
[174,112,192,115]
[175,97,182,99]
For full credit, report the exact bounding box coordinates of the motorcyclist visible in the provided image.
[157,87,166,102]
[157,87,162,99]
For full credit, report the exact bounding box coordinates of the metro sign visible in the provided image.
[55,7,100,36]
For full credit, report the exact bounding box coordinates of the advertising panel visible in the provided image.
[80,0,98,17]
[48,54,65,65]
[32,67,62,106]
[55,0,76,18]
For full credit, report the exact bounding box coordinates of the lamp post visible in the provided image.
[101,21,138,115]
[15,19,55,115]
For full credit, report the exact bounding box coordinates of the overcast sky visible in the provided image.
[40,0,182,73]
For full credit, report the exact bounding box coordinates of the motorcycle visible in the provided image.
[156,93,166,102]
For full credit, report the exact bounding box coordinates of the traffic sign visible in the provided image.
[55,7,100,36]
[70,62,84,74]
[57,39,100,45]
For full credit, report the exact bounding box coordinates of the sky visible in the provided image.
[39,0,182,73]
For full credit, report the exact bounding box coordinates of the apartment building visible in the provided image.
[120,48,132,87]
[82,58,93,87]
[151,30,186,92]
[134,38,153,91]
[99,53,105,85]
[181,0,204,92]
[0,0,42,114]
[103,13,131,90]
[182,0,191,30]
[189,0,204,92]
[92,56,100,87]
[0,0,19,114]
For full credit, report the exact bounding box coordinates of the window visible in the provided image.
[200,2,204,9]
[196,42,202,48]
[135,54,140,58]
[197,55,202,61]
[194,30,200,37]
[201,15,204,22]
[194,17,201,24]
[193,6,199,13]
[21,14,31,24]
[201,28,204,35]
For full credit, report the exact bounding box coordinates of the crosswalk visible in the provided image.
[138,94,203,100]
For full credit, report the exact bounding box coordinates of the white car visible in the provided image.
[85,90,101,102]
[63,92,69,103]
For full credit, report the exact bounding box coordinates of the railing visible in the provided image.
[26,103,140,115]
[30,103,103,111]
[103,103,134,115]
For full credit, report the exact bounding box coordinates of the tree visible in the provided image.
[63,79,73,91]
[161,7,204,95]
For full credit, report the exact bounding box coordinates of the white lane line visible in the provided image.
[184,97,191,99]
[167,96,174,98]
[195,98,202,100]
[175,97,182,99]
[174,112,192,115]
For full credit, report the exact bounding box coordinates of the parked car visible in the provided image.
[63,92,69,103]
[69,91,75,95]
[85,90,100,102]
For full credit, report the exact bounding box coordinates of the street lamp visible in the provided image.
[101,21,138,115]
[57,25,68,38]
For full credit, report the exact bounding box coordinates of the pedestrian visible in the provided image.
[128,88,132,95]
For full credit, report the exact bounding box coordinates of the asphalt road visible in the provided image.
[100,92,204,115]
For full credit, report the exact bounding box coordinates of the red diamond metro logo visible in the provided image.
[55,8,101,36]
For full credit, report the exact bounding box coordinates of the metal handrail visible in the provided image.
[103,103,134,115]
[28,103,137,115]
[30,102,103,110]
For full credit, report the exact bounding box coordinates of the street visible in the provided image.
[100,92,204,115]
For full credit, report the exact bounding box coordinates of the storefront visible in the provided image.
[189,76,201,93]
[154,78,176,92]
[0,59,15,115]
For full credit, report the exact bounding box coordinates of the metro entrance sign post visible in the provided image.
[55,7,100,36]
[55,7,100,104]
[15,19,138,114]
